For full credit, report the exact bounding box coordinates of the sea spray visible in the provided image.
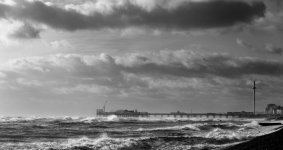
[136,123,201,131]
[241,120,259,127]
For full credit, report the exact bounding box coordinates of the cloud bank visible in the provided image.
[236,38,283,55]
[1,49,283,114]
[1,50,283,97]
[4,50,283,80]
[0,0,265,31]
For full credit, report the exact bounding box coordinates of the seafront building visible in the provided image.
[265,104,283,115]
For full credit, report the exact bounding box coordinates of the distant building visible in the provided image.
[170,110,186,114]
[96,109,105,114]
[227,111,253,115]
[265,104,283,115]
[96,108,149,117]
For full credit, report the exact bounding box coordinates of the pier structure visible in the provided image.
[96,109,266,119]
[144,112,263,119]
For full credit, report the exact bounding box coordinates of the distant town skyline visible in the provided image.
[0,0,283,116]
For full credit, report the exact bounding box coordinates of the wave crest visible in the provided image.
[137,123,201,131]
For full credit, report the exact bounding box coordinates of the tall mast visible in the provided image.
[253,80,256,115]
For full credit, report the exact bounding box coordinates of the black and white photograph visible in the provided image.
[0,0,283,149]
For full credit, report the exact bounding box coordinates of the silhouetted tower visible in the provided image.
[252,80,256,115]
[103,101,108,112]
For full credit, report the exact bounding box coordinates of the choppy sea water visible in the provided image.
[0,116,275,150]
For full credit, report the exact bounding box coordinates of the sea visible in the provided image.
[0,116,278,150]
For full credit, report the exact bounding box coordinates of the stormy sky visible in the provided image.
[0,0,283,116]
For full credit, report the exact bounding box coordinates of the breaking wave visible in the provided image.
[241,120,259,127]
[0,116,191,123]
[0,116,264,124]
[205,128,244,140]
[136,123,202,131]
[0,133,245,150]
[0,133,142,150]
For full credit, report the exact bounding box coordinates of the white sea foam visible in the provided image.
[0,133,140,150]
[0,115,261,123]
[200,120,275,140]
[56,133,140,150]
[0,116,46,122]
[241,120,259,127]
[139,116,193,122]
[137,123,202,131]
[105,115,119,121]
[78,117,97,123]
[96,116,196,123]
[205,128,242,140]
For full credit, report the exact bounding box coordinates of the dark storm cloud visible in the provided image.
[3,51,283,82]
[119,53,283,78]
[9,23,41,39]
[265,44,283,55]
[236,39,283,55]
[1,51,283,100]
[0,0,266,31]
